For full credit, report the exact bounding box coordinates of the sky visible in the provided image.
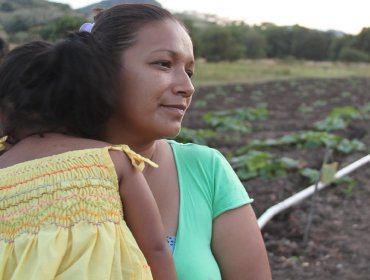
[48,0,370,35]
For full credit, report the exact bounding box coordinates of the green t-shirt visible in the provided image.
[168,140,254,280]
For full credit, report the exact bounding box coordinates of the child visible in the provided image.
[0,33,177,280]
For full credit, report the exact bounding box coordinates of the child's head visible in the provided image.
[0,32,120,144]
[0,41,52,143]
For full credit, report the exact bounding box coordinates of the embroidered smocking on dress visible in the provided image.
[0,145,157,280]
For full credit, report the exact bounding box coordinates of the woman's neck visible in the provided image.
[130,140,159,160]
[101,119,163,159]
[101,130,160,159]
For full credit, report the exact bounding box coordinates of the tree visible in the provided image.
[39,16,87,41]
[329,35,355,60]
[180,16,203,58]
[263,25,292,58]
[290,26,332,61]
[244,28,267,59]
[3,15,30,33]
[355,27,370,54]
[338,47,369,62]
[0,2,15,12]
[200,24,246,61]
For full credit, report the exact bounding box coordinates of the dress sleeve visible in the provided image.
[212,149,254,219]
[109,145,158,172]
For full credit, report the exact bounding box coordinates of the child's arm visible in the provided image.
[111,151,177,280]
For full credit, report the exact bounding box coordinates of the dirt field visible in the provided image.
[181,77,370,280]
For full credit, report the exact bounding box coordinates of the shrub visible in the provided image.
[338,47,369,62]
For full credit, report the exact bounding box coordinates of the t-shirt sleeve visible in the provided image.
[212,149,254,219]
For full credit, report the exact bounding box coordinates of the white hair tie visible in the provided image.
[79,22,95,33]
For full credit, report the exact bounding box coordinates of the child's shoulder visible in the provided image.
[0,136,112,170]
[56,137,111,150]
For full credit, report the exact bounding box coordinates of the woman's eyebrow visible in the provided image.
[150,49,176,55]
[150,49,179,59]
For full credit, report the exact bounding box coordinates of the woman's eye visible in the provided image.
[156,61,171,68]
[186,70,194,78]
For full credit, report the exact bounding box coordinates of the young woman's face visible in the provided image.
[115,19,195,140]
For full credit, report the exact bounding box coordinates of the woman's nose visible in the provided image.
[173,70,195,97]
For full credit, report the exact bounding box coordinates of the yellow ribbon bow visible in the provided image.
[0,135,8,152]
[109,145,159,172]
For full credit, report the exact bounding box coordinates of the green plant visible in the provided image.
[298,104,314,114]
[329,106,362,120]
[225,96,236,104]
[312,100,327,107]
[238,131,366,154]
[202,104,268,133]
[336,139,366,154]
[250,90,263,102]
[203,114,252,133]
[204,93,217,101]
[193,100,208,109]
[314,106,363,131]
[174,127,216,145]
[233,84,244,92]
[231,151,300,180]
[336,176,356,197]
[360,102,370,117]
[290,256,300,262]
[340,91,352,98]
[313,117,347,131]
[300,168,320,184]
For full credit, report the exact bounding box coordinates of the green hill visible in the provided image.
[0,0,83,42]
[0,0,164,43]
[0,0,81,27]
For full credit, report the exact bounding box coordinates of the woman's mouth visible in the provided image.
[161,104,186,116]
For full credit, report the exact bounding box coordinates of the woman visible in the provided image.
[90,4,271,279]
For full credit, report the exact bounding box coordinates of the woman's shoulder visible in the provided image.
[167,140,225,162]
[167,139,218,153]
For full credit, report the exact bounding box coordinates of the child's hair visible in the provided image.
[0,32,120,144]
[0,41,52,143]
[0,37,9,63]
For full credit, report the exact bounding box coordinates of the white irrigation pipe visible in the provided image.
[258,154,370,229]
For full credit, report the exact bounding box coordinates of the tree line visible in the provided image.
[1,2,370,63]
[181,15,370,63]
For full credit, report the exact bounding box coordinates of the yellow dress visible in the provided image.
[0,145,157,280]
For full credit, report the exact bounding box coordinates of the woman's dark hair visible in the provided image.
[92,4,186,59]
[0,32,120,143]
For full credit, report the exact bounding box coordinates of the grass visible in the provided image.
[193,59,370,86]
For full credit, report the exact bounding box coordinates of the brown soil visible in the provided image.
[181,77,370,280]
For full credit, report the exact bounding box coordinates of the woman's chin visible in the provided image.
[162,125,182,139]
